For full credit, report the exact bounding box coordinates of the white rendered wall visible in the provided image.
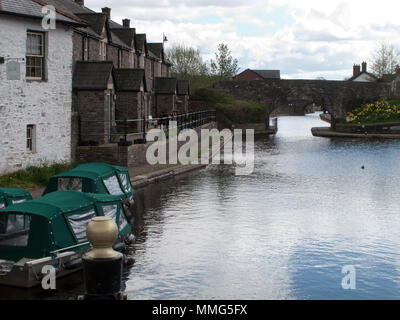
[0,16,73,174]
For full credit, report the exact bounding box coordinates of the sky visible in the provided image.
[86,0,400,80]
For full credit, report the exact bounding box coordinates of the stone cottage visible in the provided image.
[1,0,183,174]
[176,80,190,113]
[72,61,116,145]
[114,69,148,132]
[154,77,178,117]
[0,0,85,174]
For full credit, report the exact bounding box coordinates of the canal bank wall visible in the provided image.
[311,127,400,139]
[29,120,233,197]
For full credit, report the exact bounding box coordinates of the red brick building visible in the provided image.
[234,69,281,81]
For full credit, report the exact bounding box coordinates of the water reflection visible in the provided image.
[2,112,400,299]
[126,113,400,300]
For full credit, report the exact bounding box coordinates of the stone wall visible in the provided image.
[0,16,73,174]
[215,79,392,119]
[107,45,119,67]
[88,37,101,61]
[176,95,189,113]
[73,32,83,62]
[155,94,175,116]
[76,91,109,145]
[115,91,142,131]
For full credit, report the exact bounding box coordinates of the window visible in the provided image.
[26,32,44,80]
[102,205,117,220]
[58,178,83,192]
[103,175,124,196]
[67,209,96,242]
[100,42,107,61]
[0,214,31,247]
[118,50,122,68]
[11,199,27,205]
[83,37,88,61]
[27,124,36,152]
[119,173,131,193]
[119,210,128,231]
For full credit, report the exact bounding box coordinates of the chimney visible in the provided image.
[102,7,111,20]
[123,19,130,28]
[353,64,361,77]
[74,0,84,5]
[362,61,367,73]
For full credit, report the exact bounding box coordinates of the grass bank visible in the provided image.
[191,87,269,127]
[0,162,78,189]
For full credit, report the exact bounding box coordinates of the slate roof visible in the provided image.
[35,0,95,15]
[147,43,163,60]
[135,34,147,52]
[114,69,146,92]
[74,13,106,35]
[0,0,86,26]
[73,61,114,90]
[154,78,178,94]
[251,69,281,79]
[177,80,190,95]
[111,28,136,48]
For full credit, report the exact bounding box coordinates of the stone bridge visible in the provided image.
[214,79,392,120]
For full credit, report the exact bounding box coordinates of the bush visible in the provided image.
[345,100,400,124]
[0,162,78,189]
[191,87,268,124]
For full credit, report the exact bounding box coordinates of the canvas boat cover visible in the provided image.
[0,191,131,261]
[0,188,32,208]
[43,163,134,199]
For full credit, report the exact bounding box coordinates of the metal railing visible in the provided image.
[78,109,217,145]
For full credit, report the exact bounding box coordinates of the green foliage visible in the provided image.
[191,87,234,104]
[191,88,268,124]
[210,43,239,80]
[166,44,209,78]
[345,100,400,124]
[0,162,78,189]
[369,42,400,79]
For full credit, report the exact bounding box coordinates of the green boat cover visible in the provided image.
[43,163,134,200]
[0,188,32,208]
[0,190,131,262]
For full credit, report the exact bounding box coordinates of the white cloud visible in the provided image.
[85,0,400,80]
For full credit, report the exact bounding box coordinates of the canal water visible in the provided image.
[126,112,400,300]
[3,112,400,300]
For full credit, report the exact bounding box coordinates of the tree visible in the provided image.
[210,43,239,80]
[369,42,400,79]
[165,45,209,79]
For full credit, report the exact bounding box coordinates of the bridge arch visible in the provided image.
[214,79,392,121]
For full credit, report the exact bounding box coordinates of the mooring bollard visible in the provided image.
[79,216,126,300]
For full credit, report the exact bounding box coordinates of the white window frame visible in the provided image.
[26,31,45,80]
[27,124,36,152]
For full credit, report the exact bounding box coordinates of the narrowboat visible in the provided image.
[0,188,32,209]
[0,190,133,288]
[43,163,134,209]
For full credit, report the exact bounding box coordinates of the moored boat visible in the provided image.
[0,190,133,288]
[43,163,135,210]
[0,188,32,209]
